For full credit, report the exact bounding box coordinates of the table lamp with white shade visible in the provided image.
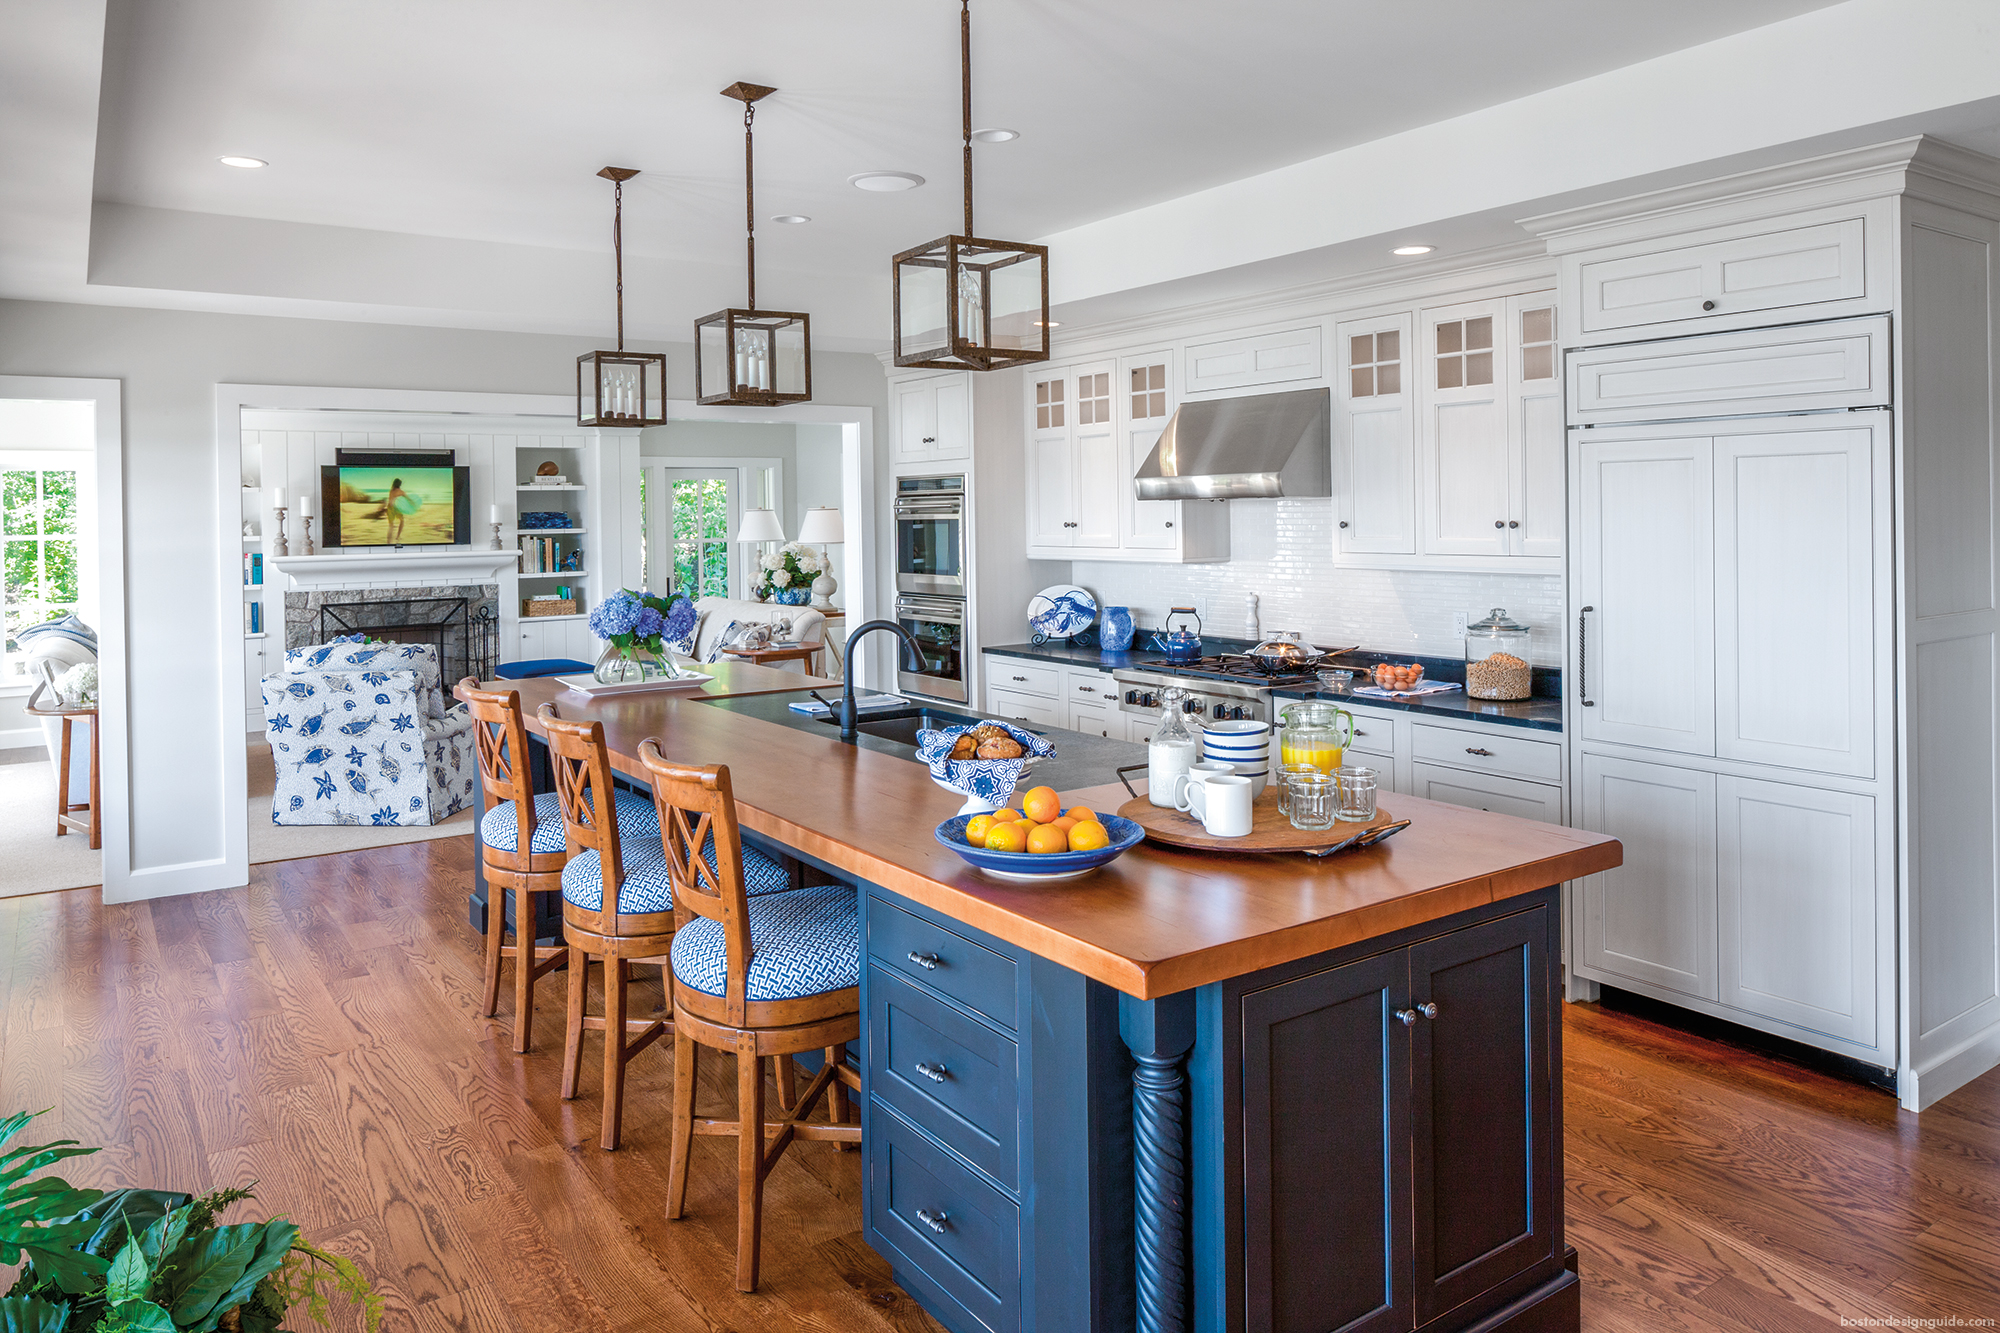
[797,506,844,609]
[736,508,786,598]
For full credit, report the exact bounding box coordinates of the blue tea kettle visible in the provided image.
[1149,607,1203,662]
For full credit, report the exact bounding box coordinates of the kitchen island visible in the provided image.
[473,667,1619,1333]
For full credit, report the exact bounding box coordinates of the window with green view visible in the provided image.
[672,477,732,599]
[3,468,80,676]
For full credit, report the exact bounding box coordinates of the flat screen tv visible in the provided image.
[320,452,471,548]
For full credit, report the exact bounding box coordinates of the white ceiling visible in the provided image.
[14,0,2000,347]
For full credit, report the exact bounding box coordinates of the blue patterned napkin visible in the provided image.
[917,721,1058,806]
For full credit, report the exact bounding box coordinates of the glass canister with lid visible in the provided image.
[1463,607,1533,700]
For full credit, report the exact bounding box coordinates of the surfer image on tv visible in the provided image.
[372,477,414,543]
[334,465,453,546]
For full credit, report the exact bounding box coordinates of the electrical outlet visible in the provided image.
[1452,611,1469,638]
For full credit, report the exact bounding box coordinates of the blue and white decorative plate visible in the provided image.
[934,812,1145,882]
[1027,584,1097,640]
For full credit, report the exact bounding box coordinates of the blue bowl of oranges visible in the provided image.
[934,785,1145,881]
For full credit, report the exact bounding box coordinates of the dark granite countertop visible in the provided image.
[983,641,1564,734]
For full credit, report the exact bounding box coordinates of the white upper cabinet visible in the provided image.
[1183,324,1322,394]
[1574,431,1716,755]
[1569,317,1891,424]
[1022,353,1227,563]
[1577,217,1868,335]
[894,373,971,468]
[1334,313,1416,555]
[1345,288,1561,570]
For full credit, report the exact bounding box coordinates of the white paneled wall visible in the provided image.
[1071,498,1565,663]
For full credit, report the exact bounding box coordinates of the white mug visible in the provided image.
[1170,760,1235,807]
[1177,773,1254,837]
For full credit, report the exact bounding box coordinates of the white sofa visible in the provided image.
[691,597,825,673]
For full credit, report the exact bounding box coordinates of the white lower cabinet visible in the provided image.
[1067,699,1116,738]
[1411,764,1561,823]
[1717,775,1878,1045]
[986,686,1060,728]
[1577,753,1719,1000]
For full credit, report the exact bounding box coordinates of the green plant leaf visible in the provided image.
[105,1235,148,1303]
[14,1243,108,1296]
[0,1295,69,1332]
[62,1190,190,1260]
[100,1299,174,1333]
[159,1221,298,1333]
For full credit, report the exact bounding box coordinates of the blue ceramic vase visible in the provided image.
[772,586,813,606]
[1100,605,1135,652]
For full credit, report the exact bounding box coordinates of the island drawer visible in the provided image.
[1412,722,1561,782]
[868,899,1019,1031]
[870,966,1019,1189]
[869,1103,1021,1333]
[988,659,1060,698]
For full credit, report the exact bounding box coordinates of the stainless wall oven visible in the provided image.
[896,593,967,702]
[895,474,965,596]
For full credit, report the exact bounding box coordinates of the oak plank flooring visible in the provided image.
[4,839,1999,1331]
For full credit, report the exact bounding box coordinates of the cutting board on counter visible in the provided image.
[1116,790,1401,854]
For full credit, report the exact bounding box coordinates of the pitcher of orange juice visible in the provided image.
[1277,701,1355,774]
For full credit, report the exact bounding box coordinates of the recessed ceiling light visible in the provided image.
[849,171,925,192]
[969,127,1019,143]
[218,155,267,169]
[771,214,811,224]
[1392,244,1434,256]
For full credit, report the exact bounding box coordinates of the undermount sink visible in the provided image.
[813,706,988,751]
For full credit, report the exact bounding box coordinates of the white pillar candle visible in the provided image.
[268,485,283,510]
[298,491,312,518]
[490,503,500,524]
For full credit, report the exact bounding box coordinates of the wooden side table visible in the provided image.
[25,700,100,850]
[719,643,827,675]
[819,610,847,681]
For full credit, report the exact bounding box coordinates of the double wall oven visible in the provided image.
[895,474,968,700]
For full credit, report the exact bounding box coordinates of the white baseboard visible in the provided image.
[1904,1023,2000,1112]
[0,727,45,751]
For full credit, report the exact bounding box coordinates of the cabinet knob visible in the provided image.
[1395,1008,1419,1026]
[1701,300,1717,312]
[1465,747,1494,756]
[1338,521,1349,528]
[1418,1001,1439,1019]
[914,1061,949,1083]
[1494,520,1506,529]
[916,1208,950,1234]
[906,950,941,971]
[1508,520,1519,528]
[1164,521,1173,528]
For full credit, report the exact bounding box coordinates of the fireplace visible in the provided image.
[286,583,499,682]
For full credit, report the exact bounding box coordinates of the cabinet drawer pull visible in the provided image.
[922,435,937,443]
[916,1208,950,1234]
[1465,747,1494,757]
[1417,1001,1439,1019]
[1078,684,1095,692]
[1011,675,1027,682]
[914,1061,949,1083]
[906,950,941,970]
[1579,606,1595,707]
[1395,1008,1419,1026]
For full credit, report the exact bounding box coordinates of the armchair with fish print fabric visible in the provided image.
[261,668,475,826]
[281,639,478,820]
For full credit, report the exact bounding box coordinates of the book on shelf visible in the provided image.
[242,551,263,586]
[517,536,580,575]
[243,600,263,634]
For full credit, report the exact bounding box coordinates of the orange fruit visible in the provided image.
[984,821,1030,853]
[1026,823,1069,855]
[994,808,1024,824]
[1051,816,1078,834]
[1066,806,1098,825]
[1021,786,1061,824]
[964,814,994,845]
[1067,820,1111,852]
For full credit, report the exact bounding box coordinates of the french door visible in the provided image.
[643,466,740,601]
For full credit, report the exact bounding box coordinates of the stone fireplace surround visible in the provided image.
[284,583,499,683]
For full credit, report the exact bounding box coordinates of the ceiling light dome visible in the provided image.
[218,156,267,169]
[771,214,811,224]
[850,171,925,192]
[969,127,1019,143]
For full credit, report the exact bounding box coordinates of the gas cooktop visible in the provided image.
[1127,654,1324,690]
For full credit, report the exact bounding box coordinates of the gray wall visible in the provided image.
[0,298,886,890]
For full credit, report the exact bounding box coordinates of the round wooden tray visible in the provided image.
[1116,790,1400,854]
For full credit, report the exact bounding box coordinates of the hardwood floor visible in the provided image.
[2,838,1997,1332]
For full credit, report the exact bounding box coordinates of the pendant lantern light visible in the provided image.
[695,83,812,406]
[577,166,667,426]
[891,0,1049,371]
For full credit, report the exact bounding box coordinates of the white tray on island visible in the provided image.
[556,669,714,697]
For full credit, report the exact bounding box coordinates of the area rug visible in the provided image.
[0,756,100,895]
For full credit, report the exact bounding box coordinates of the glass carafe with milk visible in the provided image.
[1147,687,1201,806]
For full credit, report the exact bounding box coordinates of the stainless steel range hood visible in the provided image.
[1134,386,1330,501]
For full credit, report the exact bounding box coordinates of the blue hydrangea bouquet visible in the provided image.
[588,588,699,685]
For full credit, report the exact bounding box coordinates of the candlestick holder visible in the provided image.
[302,515,316,556]
[489,520,504,551]
[272,504,290,557]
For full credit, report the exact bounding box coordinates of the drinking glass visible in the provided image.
[1335,766,1379,823]
[1286,774,1336,831]
[1275,763,1320,818]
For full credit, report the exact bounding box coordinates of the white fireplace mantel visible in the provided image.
[270,549,521,589]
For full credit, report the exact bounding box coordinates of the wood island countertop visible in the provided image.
[494,668,1621,999]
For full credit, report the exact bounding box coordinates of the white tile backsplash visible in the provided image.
[1071,498,1566,665]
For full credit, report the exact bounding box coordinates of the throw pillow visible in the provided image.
[705,619,783,663]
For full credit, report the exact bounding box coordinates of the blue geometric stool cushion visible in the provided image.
[494,659,592,680]
[669,883,860,1002]
[479,789,660,854]
[561,834,795,915]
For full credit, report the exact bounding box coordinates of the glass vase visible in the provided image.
[592,642,670,685]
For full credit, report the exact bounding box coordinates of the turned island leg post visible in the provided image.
[1121,990,1198,1333]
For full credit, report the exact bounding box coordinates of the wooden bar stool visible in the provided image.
[457,679,658,1053]
[639,741,861,1293]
